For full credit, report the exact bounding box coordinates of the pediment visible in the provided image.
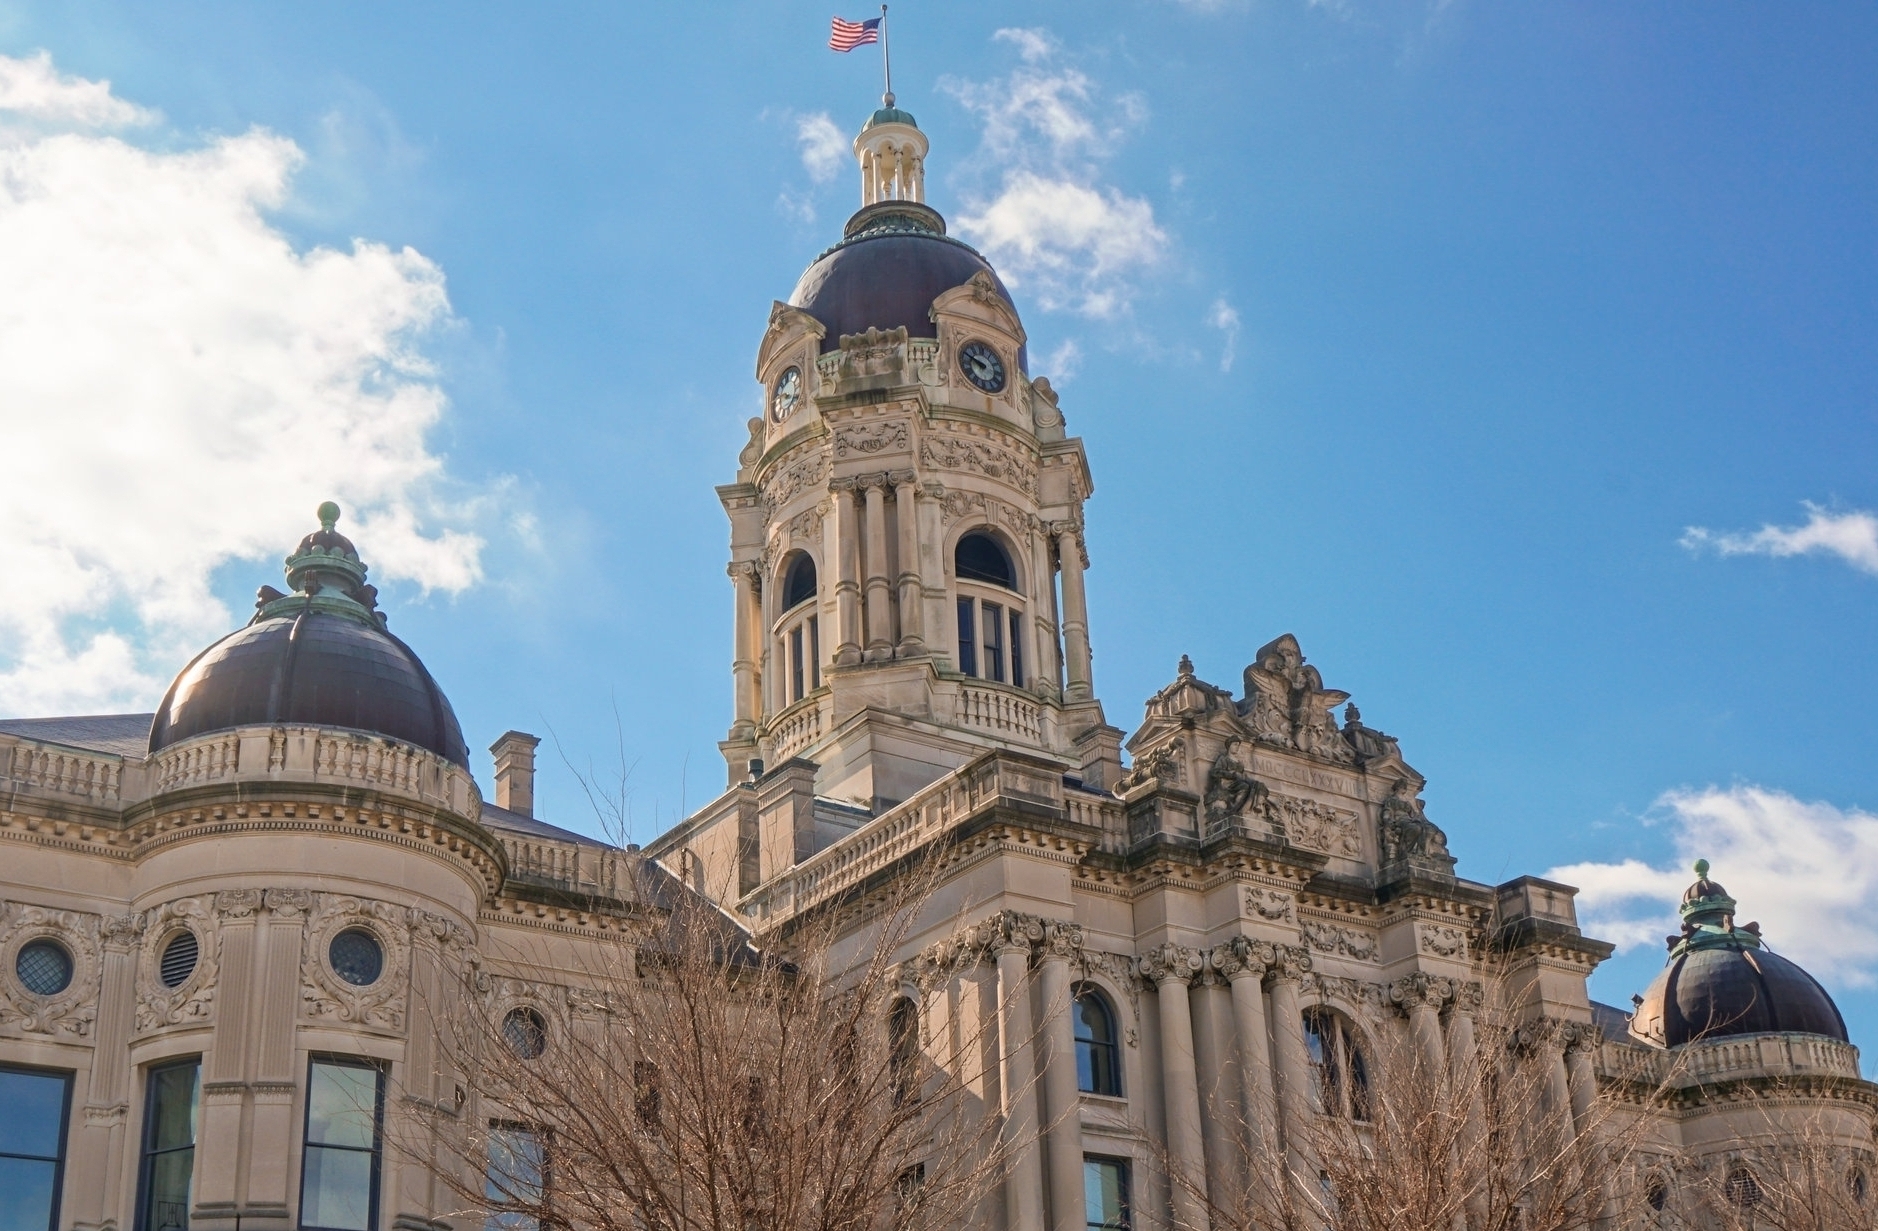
[755,301,826,378]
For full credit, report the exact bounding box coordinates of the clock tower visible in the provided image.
[714,100,1120,821]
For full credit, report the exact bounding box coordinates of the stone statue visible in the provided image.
[1379,777,1451,867]
[1205,737,1268,827]
[1240,634,1353,762]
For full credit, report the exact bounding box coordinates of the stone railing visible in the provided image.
[765,697,826,765]
[2,740,126,805]
[741,751,1095,925]
[1599,1031,1862,1088]
[1065,787,1128,853]
[958,684,1042,743]
[149,734,240,794]
[498,834,636,903]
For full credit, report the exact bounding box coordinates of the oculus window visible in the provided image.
[301,1057,385,1231]
[14,940,72,997]
[0,1064,73,1231]
[136,1059,198,1231]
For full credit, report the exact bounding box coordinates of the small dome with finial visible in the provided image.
[148,502,468,766]
[1629,859,1847,1048]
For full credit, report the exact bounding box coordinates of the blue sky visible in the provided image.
[0,2,1874,1053]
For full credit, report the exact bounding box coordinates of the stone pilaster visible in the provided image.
[1139,943,1208,1231]
[891,470,924,654]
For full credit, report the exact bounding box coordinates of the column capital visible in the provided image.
[1263,944,1313,987]
[100,913,145,951]
[1136,942,1205,988]
[888,468,918,489]
[1450,979,1485,1015]
[727,559,759,582]
[828,475,861,494]
[919,480,946,500]
[262,889,312,919]
[1209,935,1276,982]
[1039,918,1084,963]
[1388,971,1455,1014]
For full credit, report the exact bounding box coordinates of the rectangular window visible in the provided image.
[956,598,977,677]
[789,625,805,703]
[982,602,1005,683]
[0,1064,74,1231]
[301,1057,385,1231]
[1009,610,1024,689]
[808,616,821,690]
[1084,1157,1131,1231]
[484,1124,545,1231]
[137,1059,198,1231]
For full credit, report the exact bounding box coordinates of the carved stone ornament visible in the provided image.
[1208,935,1277,982]
[1303,972,1386,1014]
[135,898,217,1035]
[939,488,1033,542]
[782,505,825,547]
[1140,656,1235,725]
[1242,887,1295,923]
[1451,981,1485,1015]
[760,450,827,510]
[1239,634,1355,765]
[1302,920,1380,962]
[920,432,1039,499]
[833,419,909,458]
[739,417,765,469]
[0,900,101,1038]
[1340,703,1401,765]
[1136,943,1205,988]
[1204,737,1268,830]
[1119,737,1184,791]
[1378,777,1454,872]
[1269,794,1362,858]
[1267,944,1315,986]
[1419,924,1469,959]
[1388,971,1455,1014]
[836,325,908,380]
[301,894,411,1033]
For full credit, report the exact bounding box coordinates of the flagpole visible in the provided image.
[880,4,893,105]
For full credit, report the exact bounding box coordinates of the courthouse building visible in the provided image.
[1,97,1871,1231]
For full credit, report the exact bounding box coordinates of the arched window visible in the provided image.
[774,552,821,707]
[1302,1008,1369,1121]
[1074,986,1122,1096]
[782,553,818,610]
[1727,1167,1763,1210]
[889,997,919,1106]
[953,531,1027,688]
[956,532,1016,588]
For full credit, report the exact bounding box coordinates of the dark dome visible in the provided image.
[147,504,469,768]
[1629,862,1848,1048]
[790,202,1026,369]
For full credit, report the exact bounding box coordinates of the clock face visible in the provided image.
[770,366,802,422]
[959,340,1007,393]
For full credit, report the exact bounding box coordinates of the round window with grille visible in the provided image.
[503,1007,547,1059]
[329,928,384,987]
[159,930,199,988]
[15,939,73,996]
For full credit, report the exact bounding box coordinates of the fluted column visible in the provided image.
[1265,947,1315,1195]
[863,476,893,661]
[1213,938,1278,1159]
[891,470,924,654]
[729,561,759,737]
[1140,944,1208,1231]
[1053,522,1093,702]
[1563,1023,1598,1134]
[1390,973,1452,1079]
[996,920,1046,1231]
[1039,923,1085,1231]
[831,478,863,666]
[72,913,142,1231]
[1028,521,1061,699]
[1448,983,1487,1231]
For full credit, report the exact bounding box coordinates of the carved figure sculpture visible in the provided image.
[1204,737,1267,827]
[1379,777,1452,867]
[1240,634,1354,763]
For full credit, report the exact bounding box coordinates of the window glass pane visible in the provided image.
[983,602,1004,682]
[956,599,976,677]
[1084,1158,1129,1230]
[808,617,821,689]
[0,1156,59,1231]
[485,1127,543,1231]
[142,1150,193,1231]
[790,626,804,702]
[301,1145,373,1231]
[0,1070,67,1158]
[147,1065,199,1152]
[307,1063,378,1149]
[1009,610,1024,688]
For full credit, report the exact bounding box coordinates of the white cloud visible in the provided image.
[1681,502,1878,577]
[0,53,493,716]
[795,112,847,184]
[944,34,1166,319]
[1042,338,1083,383]
[1549,785,1878,988]
[1208,297,1241,372]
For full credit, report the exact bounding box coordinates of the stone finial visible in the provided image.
[1178,653,1194,677]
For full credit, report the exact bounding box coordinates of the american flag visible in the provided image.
[829,16,881,52]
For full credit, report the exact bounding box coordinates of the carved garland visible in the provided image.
[920,434,1039,499]
[135,898,217,1035]
[761,451,827,509]
[299,894,412,1033]
[0,899,102,1038]
[1301,919,1380,962]
[833,420,909,458]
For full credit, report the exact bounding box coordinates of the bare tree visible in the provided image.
[1669,1091,1878,1231]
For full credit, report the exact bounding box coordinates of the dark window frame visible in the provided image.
[1073,986,1123,1097]
[135,1056,199,1231]
[956,597,977,677]
[982,601,1006,682]
[781,553,818,611]
[484,1120,549,1231]
[299,1054,387,1231]
[1083,1155,1132,1231]
[0,1061,75,1231]
[1302,1008,1370,1122]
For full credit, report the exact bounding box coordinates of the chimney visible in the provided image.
[490,731,541,818]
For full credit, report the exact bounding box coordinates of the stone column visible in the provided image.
[245,891,311,1230]
[729,561,759,737]
[1523,1019,1575,1139]
[1389,973,1452,1079]
[891,471,924,654]
[917,482,949,664]
[1140,944,1208,1231]
[73,914,142,1231]
[831,478,863,666]
[1214,939,1278,1159]
[1447,983,1487,1230]
[1265,947,1315,1194]
[996,918,1046,1231]
[1038,924,1085,1231]
[1564,1023,1598,1134]
[1028,522,1061,699]
[862,477,893,661]
[1053,522,1093,702]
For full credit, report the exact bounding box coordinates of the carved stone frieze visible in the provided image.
[0,900,101,1038]
[1269,794,1361,858]
[1303,971,1387,1015]
[938,488,1034,543]
[920,433,1039,499]
[301,894,411,1033]
[1419,923,1469,959]
[1242,887,1295,923]
[761,451,827,509]
[833,420,908,458]
[1302,919,1380,962]
[136,898,216,1034]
